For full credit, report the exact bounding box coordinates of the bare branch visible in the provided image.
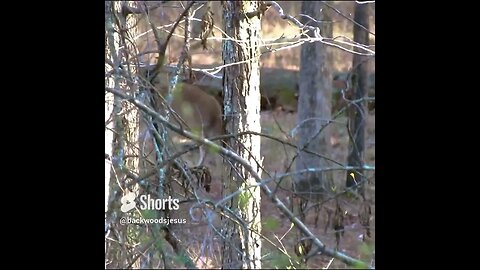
[321,1,375,36]
[105,87,371,268]
[267,1,316,33]
[356,0,376,4]
[148,1,195,84]
[266,1,374,56]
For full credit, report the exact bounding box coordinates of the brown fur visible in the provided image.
[143,82,223,167]
[168,83,223,140]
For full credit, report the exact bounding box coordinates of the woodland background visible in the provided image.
[105,1,375,269]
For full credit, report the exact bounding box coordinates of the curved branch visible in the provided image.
[105,87,371,268]
[266,1,374,56]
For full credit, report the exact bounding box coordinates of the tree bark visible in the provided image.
[346,3,369,195]
[105,2,125,268]
[294,1,333,201]
[105,1,140,268]
[222,1,263,268]
[105,1,117,261]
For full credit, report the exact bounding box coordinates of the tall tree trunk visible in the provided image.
[222,1,263,268]
[105,3,124,268]
[346,3,369,195]
[105,1,118,261]
[105,1,140,268]
[122,1,140,179]
[294,1,333,202]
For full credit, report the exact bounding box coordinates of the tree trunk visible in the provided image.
[294,1,333,202]
[105,1,117,260]
[346,3,369,195]
[222,1,263,268]
[105,2,124,268]
[105,1,140,268]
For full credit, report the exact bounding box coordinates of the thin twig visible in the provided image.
[321,1,375,37]
[267,1,374,56]
[105,87,372,268]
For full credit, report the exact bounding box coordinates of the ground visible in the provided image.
[165,109,375,269]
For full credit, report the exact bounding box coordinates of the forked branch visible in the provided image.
[105,87,372,268]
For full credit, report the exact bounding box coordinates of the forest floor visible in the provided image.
[167,110,375,269]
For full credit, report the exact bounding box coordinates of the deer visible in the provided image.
[139,80,224,169]
[138,7,224,171]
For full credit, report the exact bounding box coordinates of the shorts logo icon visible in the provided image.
[120,192,137,213]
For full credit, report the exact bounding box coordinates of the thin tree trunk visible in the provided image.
[105,2,125,268]
[346,3,369,195]
[105,1,140,268]
[222,1,263,268]
[122,3,141,268]
[118,0,140,181]
[105,1,118,261]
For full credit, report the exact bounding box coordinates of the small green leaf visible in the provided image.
[139,233,150,243]
[270,253,291,269]
[207,143,220,154]
[239,191,251,209]
[153,238,164,251]
[173,254,189,265]
[263,217,280,230]
[141,209,157,219]
[352,261,368,269]
[359,242,374,256]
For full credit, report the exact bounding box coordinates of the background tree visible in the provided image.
[346,2,370,196]
[294,1,333,202]
[222,1,263,268]
[291,1,334,261]
[105,1,375,268]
